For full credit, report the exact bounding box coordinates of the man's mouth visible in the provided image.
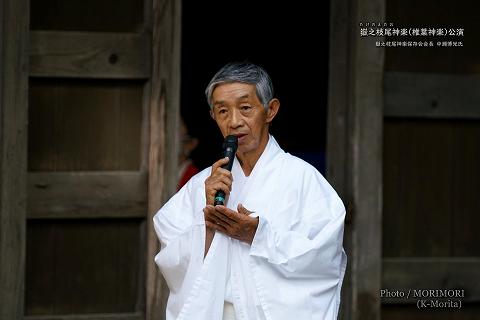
[234,133,247,142]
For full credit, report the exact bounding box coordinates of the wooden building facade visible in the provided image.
[329,0,480,319]
[1,0,180,319]
[1,0,478,319]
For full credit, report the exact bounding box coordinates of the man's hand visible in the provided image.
[203,204,259,245]
[204,157,233,206]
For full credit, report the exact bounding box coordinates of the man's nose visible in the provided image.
[229,109,243,128]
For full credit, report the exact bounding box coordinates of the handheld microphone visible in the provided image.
[214,135,238,206]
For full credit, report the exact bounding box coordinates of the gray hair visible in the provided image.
[205,62,274,110]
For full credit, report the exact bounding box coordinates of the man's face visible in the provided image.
[210,82,278,156]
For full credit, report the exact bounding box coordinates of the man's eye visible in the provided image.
[218,109,227,114]
[241,105,251,111]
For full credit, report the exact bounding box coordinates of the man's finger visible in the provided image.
[237,203,255,215]
[203,206,217,220]
[212,157,230,171]
[212,207,236,225]
[203,205,214,215]
[205,220,216,231]
[206,220,227,233]
[213,216,230,229]
[237,203,248,215]
[216,176,232,191]
[214,205,237,218]
[217,182,231,195]
[216,168,233,180]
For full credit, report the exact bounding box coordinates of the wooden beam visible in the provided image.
[30,31,151,79]
[27,171,147,219]
[328,0,385,319]
[146,0,182,319]
[0,0,29,318]
[25,312,144,320]
[327,0,352,319]
[385,72,480,119]
[350,0,385,315]
[383,258,480,303]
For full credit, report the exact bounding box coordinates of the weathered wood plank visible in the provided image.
[146,82,167,320]
[30,31,151,79]
[451,121,480,256]
[328,0,385,319]
[26,220,141,314]
[351,1,385,319]
[27,171,147,219]
[383,258,480,304]
[327,0,351,319]
[383,120,454,257]
[146,0,182,319]
[25,312,143,320]
[385,72,480,119]
[383,303,480,320]
[30,0,144,33]
[29,78,144,171]
[0,0,29,318]
[350,1,385,316]
[140,76,153,172]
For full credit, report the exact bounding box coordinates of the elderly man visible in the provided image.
[154,62,347,320]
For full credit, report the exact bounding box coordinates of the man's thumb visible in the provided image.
[237,203,253,215]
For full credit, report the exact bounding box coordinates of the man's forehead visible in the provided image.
[212,82,257,102]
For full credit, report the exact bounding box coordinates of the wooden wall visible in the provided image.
[383,120,480,258]
[26,219,142,314]
[25,1,149,316]
[30,0,143,32]
[328,0,385,318]
[0,0,29,318]
[382,0,480,318]
[28,79,143,172]
[0,0,183,319]
[328,0,480,319]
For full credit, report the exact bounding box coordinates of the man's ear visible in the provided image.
[266,98,280,123]
[209,108,215,119]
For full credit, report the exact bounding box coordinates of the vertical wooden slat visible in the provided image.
[146,0,182,319]
[29,79,143,172]
[25,223,55,315]
[146,81,167,320]
[328,0,385,319]
[350,1,385,318]
[383,120,454,257]
[141,82,152,172]
[26,220,141,315]
[0,0,29,318]
[327,0,352,319]
[451,121,480,256]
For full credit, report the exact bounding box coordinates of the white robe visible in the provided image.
[154,135,347,320]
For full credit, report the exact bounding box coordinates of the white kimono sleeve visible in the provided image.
[249,172,346,280]
[153,177,206,316]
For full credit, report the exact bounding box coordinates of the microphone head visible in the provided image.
[223,135,238,151]
[216,135,238,204]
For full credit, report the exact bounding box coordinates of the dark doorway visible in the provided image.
[181,0,330,173]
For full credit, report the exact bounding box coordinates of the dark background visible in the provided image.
[181,1,330,173]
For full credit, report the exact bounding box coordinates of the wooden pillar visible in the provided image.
[0,0,29,318]
[146,0,182,319]
[327,0,385,319]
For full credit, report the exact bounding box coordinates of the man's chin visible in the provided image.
[237,143,256,155]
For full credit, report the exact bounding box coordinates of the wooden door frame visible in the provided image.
[327,0,385,319]
[1,0,182,318]
[146,0,182,319]
[0,0,29,318]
